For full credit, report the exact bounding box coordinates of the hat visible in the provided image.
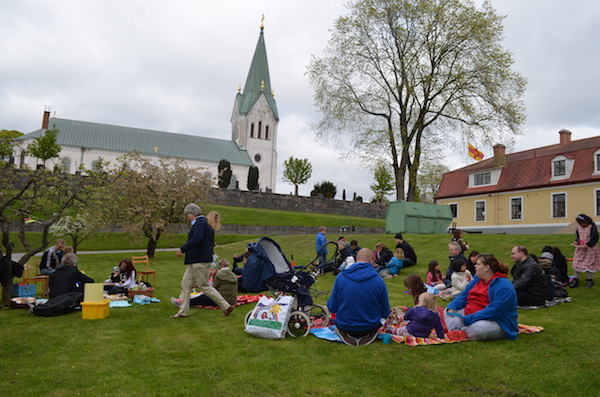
[210,263,219,270]
[112,266,120,272]
[394,233,403,240]
[539,252,554,261]
[338,236,346,241]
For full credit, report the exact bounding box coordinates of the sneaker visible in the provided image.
[170,297,181,307]
[586,279,594,288]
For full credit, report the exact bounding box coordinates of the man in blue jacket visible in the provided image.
[327,248,390,346]
[171,203,233,318]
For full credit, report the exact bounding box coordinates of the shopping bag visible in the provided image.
[245,295,293,339]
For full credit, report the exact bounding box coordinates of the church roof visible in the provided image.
[237,26,279,119]
[17,118,254,166]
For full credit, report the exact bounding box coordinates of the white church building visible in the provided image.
[14,22,279,192]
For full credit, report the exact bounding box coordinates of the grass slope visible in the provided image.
[2,232,598,396]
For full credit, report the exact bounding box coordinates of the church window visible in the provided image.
[258,122,262,139]
[250,123,255,138]
[265,125,269,140]
[254,154,262,162]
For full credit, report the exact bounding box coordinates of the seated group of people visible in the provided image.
[328,247,520,345]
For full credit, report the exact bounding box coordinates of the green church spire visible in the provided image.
[237,16,279,120]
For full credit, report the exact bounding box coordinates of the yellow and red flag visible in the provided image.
[468,143,484,161]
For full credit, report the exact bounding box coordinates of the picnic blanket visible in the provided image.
[191,294,261,309]
[310,324,544,346]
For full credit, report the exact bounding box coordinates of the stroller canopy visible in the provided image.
[242,237,292,292]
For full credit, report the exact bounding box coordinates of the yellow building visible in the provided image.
[435,130,600,234]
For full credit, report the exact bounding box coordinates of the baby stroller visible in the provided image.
[242,237,331,337]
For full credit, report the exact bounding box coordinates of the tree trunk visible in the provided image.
[146,238,157,259]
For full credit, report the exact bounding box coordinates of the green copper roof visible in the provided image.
[17,118,254,167]
[237,27,279,119]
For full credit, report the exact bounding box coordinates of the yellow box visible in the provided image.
[81,299,110,320]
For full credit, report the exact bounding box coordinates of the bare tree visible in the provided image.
[307,0,526,201]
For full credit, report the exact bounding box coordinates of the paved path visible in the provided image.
[12,248,179,261]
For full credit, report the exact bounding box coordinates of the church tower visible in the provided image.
[231,16,279,191]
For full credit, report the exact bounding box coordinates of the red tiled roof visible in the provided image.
[435,135,600,200]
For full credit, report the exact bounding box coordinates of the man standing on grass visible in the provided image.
[171,203,233,318]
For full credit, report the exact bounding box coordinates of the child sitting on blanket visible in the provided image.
[394,293,445,338]
[404,273,428,305]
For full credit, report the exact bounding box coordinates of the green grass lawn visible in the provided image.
[2,233,599,396]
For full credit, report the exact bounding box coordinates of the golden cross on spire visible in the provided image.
[260,14,264,30]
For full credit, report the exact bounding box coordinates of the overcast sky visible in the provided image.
[2,0,599,200]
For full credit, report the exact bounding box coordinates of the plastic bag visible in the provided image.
[245,295,294,339]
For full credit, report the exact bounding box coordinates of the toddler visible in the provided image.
[448,258,473,296]
[394,292,444,338]
[426,260,446,289]
[379,248,405,279]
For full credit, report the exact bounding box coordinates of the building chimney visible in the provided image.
[42,110,51,130]
[493,144,506,166]
[559,129,572,145]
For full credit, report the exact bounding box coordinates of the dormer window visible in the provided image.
[594,149,600,175]
[468,168,501,188]
[474,172,491,186]
[551,155,573,180]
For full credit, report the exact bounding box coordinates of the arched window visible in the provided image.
[61,157,71,173]
[250,123,255,138]
[91,160,102,172]
[258,121,262,139]
[265,125,269,140]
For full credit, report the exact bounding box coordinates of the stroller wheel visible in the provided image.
[287,311,311,338]
[308,304,331,328]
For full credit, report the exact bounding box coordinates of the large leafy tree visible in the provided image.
[282,156,313,196]
[103,152,211,258]
[27,126,61,168]
[417,162,449,203]
[0,168,106,304]
[308,0,526,201]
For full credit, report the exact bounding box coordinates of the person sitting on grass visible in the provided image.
[327,248,390,346]
[171,259,237,309]
[448,258,473,297]
[393,292,444,338]
[378,248,405,279]
[404,273,428,305]
[49,253,94,299]
[444,253,518,340]
[104,258,137,295]
[426,260,446,290]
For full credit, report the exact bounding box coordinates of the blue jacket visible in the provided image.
[180,216,213,264]
[327,262,390,332]
[385,257,404,275]
[447,274,519,340]
[315,232,327,255]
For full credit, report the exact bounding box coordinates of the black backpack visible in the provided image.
[33,292,84,317]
